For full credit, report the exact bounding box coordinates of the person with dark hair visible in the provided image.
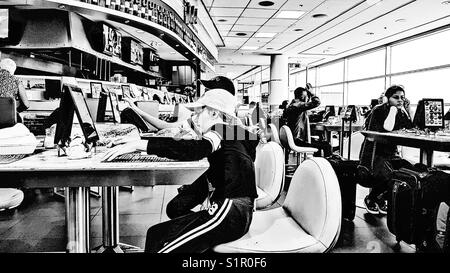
[282,87,332,157]
[360,85,413,215]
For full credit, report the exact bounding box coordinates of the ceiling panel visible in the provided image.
[258,25,290,32]
[232,24,261,32]
[209,0,251,8]
[241,8,277,18]
[216,24,234,32]
[264,18,297,26]
[210,7,245,17]
[211,16,239,25]
[235,17,269,25]
[227,31,255,37]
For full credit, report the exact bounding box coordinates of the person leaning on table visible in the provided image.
[102,89,259,253]
[360,85,413,215]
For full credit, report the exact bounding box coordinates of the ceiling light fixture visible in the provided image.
[258,1,275,6]
[170,52,176,54]
[255,32,276,38]
[266,47,274,50]
[294,28,304,31]
[124,20,130,24]
[442,0,450,4]
[58,4,65,9]
[395,18,406,23]
[236,32,247,36]
[366,32,375,35]
[217,19,228,22]
[312,13,328,19]
[136,30,145,33]
[276,10,305,19]
[241,46,259,50]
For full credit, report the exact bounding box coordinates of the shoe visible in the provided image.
[364,196,379,215]
[376,198,388,215]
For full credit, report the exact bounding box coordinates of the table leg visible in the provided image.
[65,187,90,253]
[94,186,142,253]
[420,149,434,167]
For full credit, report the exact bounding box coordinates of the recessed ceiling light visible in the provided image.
[175,44,180,47]
[294,28,304,32]
[366,32,375,35]
[266,47,274,50]
[218,19,227,22]
[276,10,305,19]
[185,52,189,55]
[312,14,328,19]
[255,32,276,38]
[258,1,274,6]
[236,32,247,36]
[220,65,226,68]
[395,18,406,23]
[124,20,130,24]
[241,46,259,50]
[136,30,145,33]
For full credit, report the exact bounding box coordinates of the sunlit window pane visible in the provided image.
[348,50,385,80]
[347,78,385,106]
[391,29,450,73]
[317,84,343,106]
[317,61,344,86]
[391,68,450,107]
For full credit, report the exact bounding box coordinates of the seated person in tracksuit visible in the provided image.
[102,89,259,253]
[360,85,413,215]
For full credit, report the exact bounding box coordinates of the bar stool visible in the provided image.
[279,125,317,178]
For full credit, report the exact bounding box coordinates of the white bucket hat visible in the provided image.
[184,88,238,119]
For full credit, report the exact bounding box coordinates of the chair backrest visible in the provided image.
[283,157,342,251]
[254,141,285,209]
[267,123,281,145]
[278,125,290,150]
[342,131,365,160]
[0,97,17,129]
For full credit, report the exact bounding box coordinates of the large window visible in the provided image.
[391,29,450,73]
[317,61,344,86]
[317,84,344,106]
[347,78,385,106]
[391,67,450,106]
[348,49,385,81]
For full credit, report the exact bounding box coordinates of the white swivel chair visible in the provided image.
[213,157,342,253]
[0,189,24,211]
[267,123,281,145]
[342,131,365,160]
[279,125,317,178]
[254,141,285,210]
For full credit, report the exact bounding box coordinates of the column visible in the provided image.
[269,54,289,111]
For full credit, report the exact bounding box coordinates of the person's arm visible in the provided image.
[102,129,220,162]
[124,97,183,130]
[17,81,30,112]
[289,96,321,112]
[383,106,398,132]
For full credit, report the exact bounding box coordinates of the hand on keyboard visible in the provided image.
[102,139,148,162]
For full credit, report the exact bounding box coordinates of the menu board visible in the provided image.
[423,98,444,128]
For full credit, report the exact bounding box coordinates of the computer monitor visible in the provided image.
[85,98,99,122]
[90,82,102,99]
[413,98,444,130]
[121,85,134,98]
[44,79,62,99]
[343,105,358,122]
[54,84,99,147]
[109,91,121,123]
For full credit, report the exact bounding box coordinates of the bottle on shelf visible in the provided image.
[152,3,159,23]
[133,0,140,17]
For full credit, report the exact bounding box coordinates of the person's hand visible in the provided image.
[122,95,137,108]
[101,140,146,162]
